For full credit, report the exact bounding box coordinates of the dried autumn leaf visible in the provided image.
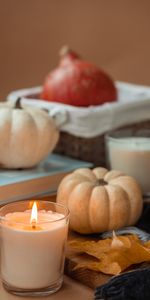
[69,238,112,259]
[111,231,131,249]
[97,236,150,275]
[69,235,150,275]
[144,240,150,249]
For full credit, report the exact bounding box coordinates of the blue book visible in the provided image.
[0,154,93,205]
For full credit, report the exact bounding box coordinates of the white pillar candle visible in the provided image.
[0,201,69,296]
[107,136,150,194]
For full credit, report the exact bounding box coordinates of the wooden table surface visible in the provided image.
[0,276,93,300]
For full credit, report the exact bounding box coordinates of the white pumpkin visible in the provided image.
[0,99,59,168]
[57,167,143,234]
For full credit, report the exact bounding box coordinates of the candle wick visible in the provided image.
[32,220,36,230]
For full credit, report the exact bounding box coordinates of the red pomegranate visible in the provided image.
[41,46,117,107]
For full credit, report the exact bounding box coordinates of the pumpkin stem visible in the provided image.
[15,97,22,109]
[97,179,108,186]
[59,45,80,60]
[59,45,70,57]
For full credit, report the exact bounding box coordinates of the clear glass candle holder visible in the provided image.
[0,200,69,297]
[105,128,150,196]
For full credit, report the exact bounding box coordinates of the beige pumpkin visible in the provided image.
[56,167,143,234]
[0,99,59,168]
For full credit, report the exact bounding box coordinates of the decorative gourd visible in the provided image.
[0,99,59,169]
[56,167,143,234]
[41,46,117,107]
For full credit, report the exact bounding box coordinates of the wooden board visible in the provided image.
[65,231,111,289]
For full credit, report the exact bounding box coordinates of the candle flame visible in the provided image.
[30,202,38,226]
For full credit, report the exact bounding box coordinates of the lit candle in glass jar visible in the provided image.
[0,200,69,297]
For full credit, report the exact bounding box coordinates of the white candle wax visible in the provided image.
[1,209,68,290]
[107,136,150,194]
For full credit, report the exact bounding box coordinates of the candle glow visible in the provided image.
[30,202,38,228]
[30,201,38,224]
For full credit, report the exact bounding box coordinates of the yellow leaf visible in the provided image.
[69,235,150,275]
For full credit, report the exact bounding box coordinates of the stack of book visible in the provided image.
[0,154,93,205]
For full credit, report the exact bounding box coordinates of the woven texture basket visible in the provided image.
[54,120,150,167]
[7,82,150,168]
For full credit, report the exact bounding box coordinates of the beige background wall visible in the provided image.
[0,0,150,99]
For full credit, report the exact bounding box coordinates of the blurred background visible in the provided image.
[0,0,150,99]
